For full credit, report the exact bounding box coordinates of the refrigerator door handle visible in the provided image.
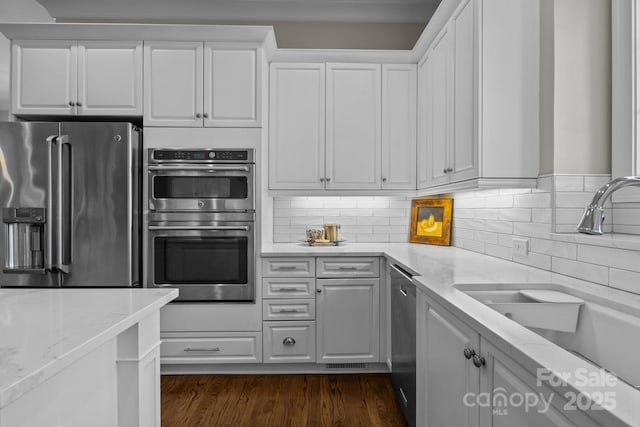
[56,135,71,274]
[45,135,57,272]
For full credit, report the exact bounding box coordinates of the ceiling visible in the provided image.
[34,0,441,24]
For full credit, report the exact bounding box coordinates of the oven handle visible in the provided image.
[148,225,250,231]
[148,165,250,172]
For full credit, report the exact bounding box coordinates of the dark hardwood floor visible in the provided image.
[161,373,409,427]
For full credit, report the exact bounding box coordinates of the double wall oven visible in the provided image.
[147,149,255,302]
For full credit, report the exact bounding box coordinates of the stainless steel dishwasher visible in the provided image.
[390,263,416,427]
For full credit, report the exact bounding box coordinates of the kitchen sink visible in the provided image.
[454,283,584,333]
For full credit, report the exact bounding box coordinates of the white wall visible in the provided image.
[0,0,53,112]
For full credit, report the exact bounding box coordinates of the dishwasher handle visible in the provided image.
[391,263,414,280]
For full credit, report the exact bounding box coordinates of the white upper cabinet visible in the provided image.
[381,64,417,190]
[78,41,142,116]
[11,40,142,116]
[326,63,381,190]
[144,42,261,127]
[417,0,539,192]
[269,62,413,192]
[204,46,260,127]
[269,63,325,190]
[144,42,203,127]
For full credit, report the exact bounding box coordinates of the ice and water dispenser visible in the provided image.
[3,208,46,273]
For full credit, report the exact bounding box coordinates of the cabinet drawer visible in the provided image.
[263,277,316,298]
[262,257,315,277]
[316,257,380,278]
[263,321,316,363]
[263,299,316,321]
[160,332,261,364]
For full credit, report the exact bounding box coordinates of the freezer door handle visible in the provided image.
[56,135,72,274]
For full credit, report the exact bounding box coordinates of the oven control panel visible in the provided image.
[151,149,253,163]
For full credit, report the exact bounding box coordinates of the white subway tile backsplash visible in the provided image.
[609,268,640,294]
[552,258,609,286]
[474,209,500,220]
[272,177,640,294]
[577,245,640,271]
[584,176,612,192]
[499,208,531,222]
[530,238,577,260]
[485,243,513,260]
[485,195,514,208]
[514,193,552,208]
[373,208,406,217]
[339,208,374,217]
[554,192,593,208]
[322,198,358,209]
[554,175,584,192]
[290,199,324,209]
[357,216,389,226]
[531,208,552,224]
[513,252,552,270]
[356,199,390,209]
[512,222,551,238]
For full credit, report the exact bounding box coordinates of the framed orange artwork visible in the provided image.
[409,198,453,245]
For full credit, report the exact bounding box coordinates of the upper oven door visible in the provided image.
[148,164,254,212]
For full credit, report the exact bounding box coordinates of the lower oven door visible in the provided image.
[148,222,254,302]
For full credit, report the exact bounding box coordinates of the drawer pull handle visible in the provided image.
[276,266,297,271]
[283,337,296,345]
[337,266,358,270]
[184,347,220,352]
[275,287,299,292]
[278,309,300,313]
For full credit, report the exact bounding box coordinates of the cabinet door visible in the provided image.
[269,63,326,190]
[382,64,417,190]
[425,302,480,427]
[326,63,381,190]
[451,0,478,182]
[316,278,379,363]
[204,46,261,127]
[416,52,431,189]
[479,338,601,427]
[11,40,77,115]
[77,41,142,116]
[425,28,454,189]
[144,41,203,127]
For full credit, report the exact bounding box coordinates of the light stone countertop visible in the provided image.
[262,242,640,427]
[0,288,178,409]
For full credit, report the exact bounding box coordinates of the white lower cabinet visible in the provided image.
[264,321,316,363]
[418,292,603,427]
[261,256,382,365]
[316,278,380,363]
[161,332,261,364]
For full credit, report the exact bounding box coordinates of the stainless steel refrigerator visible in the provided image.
[0,122,140,287]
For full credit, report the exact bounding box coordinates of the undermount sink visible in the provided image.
[454,284,584,333]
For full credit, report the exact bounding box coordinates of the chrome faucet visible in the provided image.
[577,176,640,234]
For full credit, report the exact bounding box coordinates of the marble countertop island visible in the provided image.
[0,288,178,412]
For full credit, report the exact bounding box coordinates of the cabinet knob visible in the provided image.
[316,288,322,294]
[283,337,296,346]
[320,178,325,182]
[472,354,486,368]
[203,113,209,118]
[463,347,475,359]
[382,177,387,183]
[195,113,202,119]
[76,102,82,107]
[68,101,75,107]
[326,177,331,182]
